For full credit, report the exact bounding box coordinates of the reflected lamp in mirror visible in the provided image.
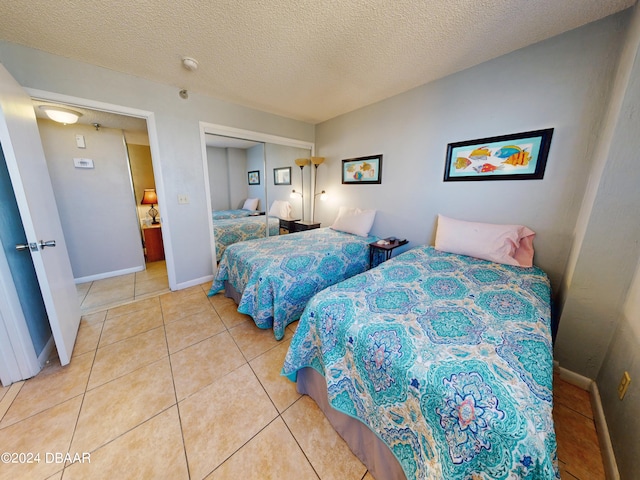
[39,105,83,124]
[294,158,311,168]
[141,188,159,224]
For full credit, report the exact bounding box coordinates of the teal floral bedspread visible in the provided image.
[214,216,280,262]
[212,209,259,220]
[282,246,558,479]
[208,228,376,340]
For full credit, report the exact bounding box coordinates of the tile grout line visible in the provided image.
[0,381,25,424]
[61,312,106,477]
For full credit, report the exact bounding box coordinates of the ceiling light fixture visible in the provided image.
[39,105,82,125]
[182,57,199,71]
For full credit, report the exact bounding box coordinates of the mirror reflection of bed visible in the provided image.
[204,133,312,263]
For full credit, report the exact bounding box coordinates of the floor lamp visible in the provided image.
[293,158,310,220]
[311,157,325,222]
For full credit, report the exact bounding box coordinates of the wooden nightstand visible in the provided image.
[279,218,301,234]
[369,237,408,268]
[142,224,164,262]
[292,221,321,232]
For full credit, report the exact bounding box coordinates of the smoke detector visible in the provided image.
[182,57,198,71]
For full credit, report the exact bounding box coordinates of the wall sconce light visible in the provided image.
[39,105,82,125]
[141,188,159,224]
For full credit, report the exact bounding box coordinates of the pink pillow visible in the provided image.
[434,215,535,267]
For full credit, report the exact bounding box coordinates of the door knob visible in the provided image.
[16,242,38,252]
[39,240,56,249]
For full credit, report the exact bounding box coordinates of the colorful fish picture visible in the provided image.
[444,129,553,181]
[342,154,383,184]
[248,170,260,185]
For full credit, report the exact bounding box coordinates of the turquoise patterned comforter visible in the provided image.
[214,216,280,262]
[208,228,376,340]
[283,246,558,479]
[212,209,260,220]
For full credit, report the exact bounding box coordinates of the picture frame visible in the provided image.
[443,128,553,182]
[342,154,383,184]
[273,167,291,185]
[248,170,260,185]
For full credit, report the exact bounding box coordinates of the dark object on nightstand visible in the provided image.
[279,218,301,234]
[292,221,321,232]
[369,237,408,268]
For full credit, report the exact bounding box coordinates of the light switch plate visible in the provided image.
[75,134,86,148]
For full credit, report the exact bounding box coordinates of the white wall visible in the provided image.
[0,41,314,288]
[556,5,640,378]
[590,6,640,478]
[314,12,626,293]
[596,259,640,479]
[37,119,144,280]
[264,144,312,220]
[207,146,231,211]
[246,145,265,210]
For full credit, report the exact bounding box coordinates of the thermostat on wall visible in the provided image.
[73,158,94,169]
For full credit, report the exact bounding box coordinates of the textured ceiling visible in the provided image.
[0,0,634,124]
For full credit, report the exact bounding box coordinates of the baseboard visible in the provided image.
[74,265,145,284]
[556,365,619,480]
[589,382,620,480]
[175,275,214,291]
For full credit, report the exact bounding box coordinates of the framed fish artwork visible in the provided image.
[342,154,383,184]
[248,170,260,185]
[443,128,553,181]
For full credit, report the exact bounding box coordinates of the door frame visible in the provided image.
[25,88,177,291]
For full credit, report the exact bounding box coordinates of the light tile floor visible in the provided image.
[0,281,606,480]
[75,260,169,315]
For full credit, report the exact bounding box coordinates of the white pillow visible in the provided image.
[268,200,292,219]
[331,206,376,237]
[242,198,259,211]
[434,215,535,267]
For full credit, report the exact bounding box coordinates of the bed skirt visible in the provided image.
[296,367,405,480]
[223,280,243,304]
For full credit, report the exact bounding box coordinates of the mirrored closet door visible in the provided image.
[202,127,313,266]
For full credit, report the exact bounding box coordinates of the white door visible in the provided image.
[0,64,80,366]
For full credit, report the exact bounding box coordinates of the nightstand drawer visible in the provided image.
[292,221,320,232]
[279,218,301,234]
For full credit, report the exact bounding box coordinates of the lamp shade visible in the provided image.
[311,157,325,166]
[294,158,310,167]
[39,105,82,124]
[141,189,158,205]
